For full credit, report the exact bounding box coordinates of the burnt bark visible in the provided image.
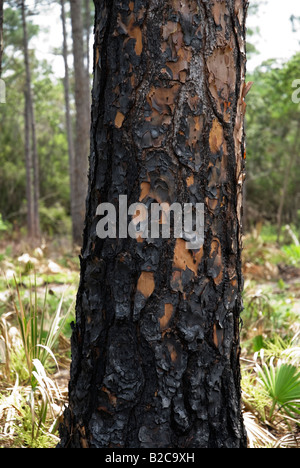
[59,0,248,449]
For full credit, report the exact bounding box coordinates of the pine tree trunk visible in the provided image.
[24,90,34,237]
[84,0,91,92]
[0,0,3,78]
[70,0,90,245]
[59,0,248,449]
[276,125,300,243]
[61,0,76,239]
[30,83,40,239]
[21,0,40,240]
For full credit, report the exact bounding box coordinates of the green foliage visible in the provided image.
[39,202,71,237]
[242,333,300,436]
[3,5,39,48]
[256,357,300,421]
[0,372,60,448]
[1,5,71,236]
[243,231,286,267]
[0,215,11,240]
[242,366,271,422]
[243,285,298,353]
[10,276,74,384]
[281,245,300,266]
[0,215,8,233]
[0,271,75,448]
[246,53,300,233]
[14,399,58,448]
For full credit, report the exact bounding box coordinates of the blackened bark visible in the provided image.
[59,0,248,448]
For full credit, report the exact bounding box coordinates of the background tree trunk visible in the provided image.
[84,0,91,93]
[59,0,248,449]
[24,90,34,237]
[61,0,76,241]
[0,0,3,78]
[21,0,40,240]
[276,124,300,243]
[70,0,90,245]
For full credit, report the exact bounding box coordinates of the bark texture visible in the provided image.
[59,0,248,449]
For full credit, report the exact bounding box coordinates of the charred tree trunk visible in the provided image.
[59,0,248,449]
[70,0,90,245]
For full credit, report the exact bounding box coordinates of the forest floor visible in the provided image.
[0,230,299,448]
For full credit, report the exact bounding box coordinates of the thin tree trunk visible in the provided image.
[0,0,5,104]
[0,0,3,78]
[84,0,91,88]
[59,0,248,449]
[61,0,76,236]
[276,127,300,244]
[24,91,34,237]
[21,0,40,239]
[70,0,90,245]
[30,84,40,238]
[277,155,294,244]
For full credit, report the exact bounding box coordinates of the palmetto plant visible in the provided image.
[255,354,300,422]
[27,359,63,442]
[243,412,276,448]
[1,276,74,444]
[12,275,72,383]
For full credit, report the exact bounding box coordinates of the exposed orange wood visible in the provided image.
[167,342,178,363]
[209,118,224,154]
[213,324,219,348]
[186,175,194,187]
[173,239,203,275]
[101,386,117,407]
[115,111,125,128]
[139,182,151,201]
[159,303,174,330]
[137,271,155,298]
